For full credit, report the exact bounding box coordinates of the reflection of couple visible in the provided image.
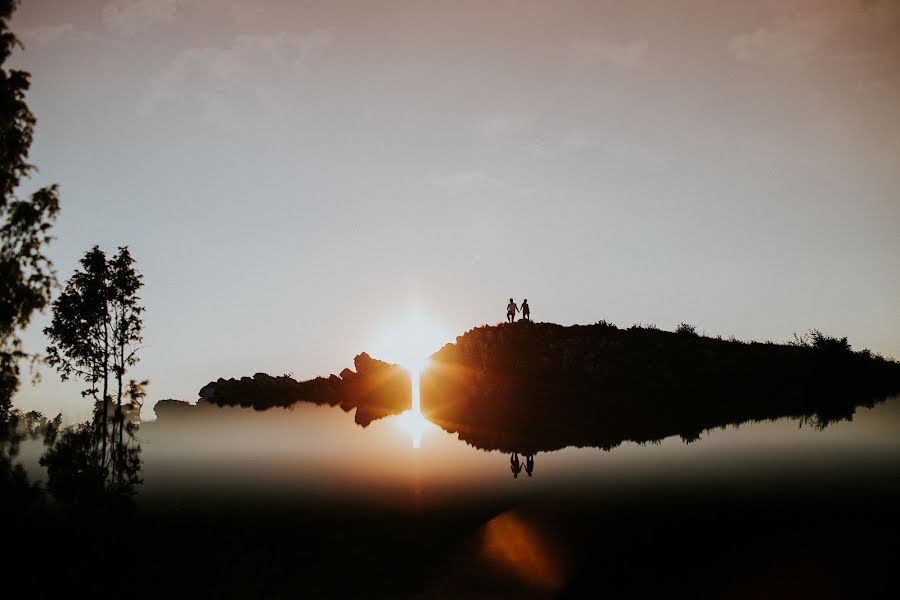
[510,452,535,478]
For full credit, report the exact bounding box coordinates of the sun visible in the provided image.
[370,308,451,375]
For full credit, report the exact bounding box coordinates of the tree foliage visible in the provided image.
[0,0,60,418]
[44,245,145,489]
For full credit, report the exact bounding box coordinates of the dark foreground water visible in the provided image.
[11,396,900,598]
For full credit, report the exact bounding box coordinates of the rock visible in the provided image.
[354,352,374,375]
[196,354,411,424]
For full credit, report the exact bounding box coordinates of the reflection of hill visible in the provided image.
[421,322,900,453]
[183,352,410,426]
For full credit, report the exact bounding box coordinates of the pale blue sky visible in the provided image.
[9,0,900,421]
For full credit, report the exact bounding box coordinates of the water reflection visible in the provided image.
[510,453,522,479]
[140,394,900,506]
[392,409,436,450]
[508,453,537,479]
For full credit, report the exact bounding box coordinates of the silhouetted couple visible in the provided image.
[510,453,535,478]
[506,298,530,323]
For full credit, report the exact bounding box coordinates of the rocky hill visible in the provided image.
[421,321,900,452]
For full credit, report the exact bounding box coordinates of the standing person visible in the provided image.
[506,298,518,323]
[521,299,530,321]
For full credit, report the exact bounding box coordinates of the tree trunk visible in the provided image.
[117,334,124,475]
[101,319,109,474]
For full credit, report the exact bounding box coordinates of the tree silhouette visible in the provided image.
[0,0,60,511]
[108,247,144,471]
[44,246,145,491]
[0,0,60,418]
[40,415,141,508]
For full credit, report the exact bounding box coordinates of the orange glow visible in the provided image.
[369,308,451,374]
[370,308,449,448]
[392,372,438,448]
[481,510,564,591]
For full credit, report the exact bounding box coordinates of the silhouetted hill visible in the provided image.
[421,321,900,452]
[189,352,410,426]
[167,321,900,450]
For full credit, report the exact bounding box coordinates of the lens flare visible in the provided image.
[481,510,564,591]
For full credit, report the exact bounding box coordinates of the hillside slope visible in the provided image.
[421,321,900,452]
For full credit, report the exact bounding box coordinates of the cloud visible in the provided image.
[477,111,536,139]
[18,23,97,47]
[728,0,900,68]
[556,129,668,170]
[101,0,178,36]
[729,13,829,67]
[426,171,529,196]
[602,140,669,171]
[568,38,648,69]
[140,29,334,129]
[559,129,598,153]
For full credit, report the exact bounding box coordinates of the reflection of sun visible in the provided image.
[393,405,436,449]
[372,308,449,448]
[395,371,438,447]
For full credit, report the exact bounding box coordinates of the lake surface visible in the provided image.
[136,394,900,509]
[13,395,900,598]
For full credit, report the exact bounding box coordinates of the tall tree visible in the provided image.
[0,0,60,419]
[44,246,145,483]
[45,247,111,464]
[109,247,143,456]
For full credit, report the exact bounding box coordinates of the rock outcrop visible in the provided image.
[191,352,410,426]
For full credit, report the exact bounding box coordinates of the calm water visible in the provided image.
[12,396,900,597]
[133,394,900,509]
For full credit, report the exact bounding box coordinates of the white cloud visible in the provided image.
[728,0,900,68]
[556,129,668,170]
[426,171,529,196]
[729,13,829,67]
[560,129,598,153]
[101,0,178,36]
[477,111,536,139]
[18,23,97,47]
[603,140,669,171]
[140,29,334,129]
[568,38,648,69]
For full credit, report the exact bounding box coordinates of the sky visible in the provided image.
[8,0,900,422]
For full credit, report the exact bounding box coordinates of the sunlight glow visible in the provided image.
[370,308,451,374]
[372,308,449,448]
[392,371,438,448]
[393,408,433,449]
